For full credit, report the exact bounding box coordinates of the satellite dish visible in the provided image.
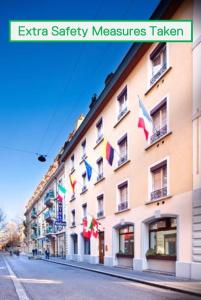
[37,155,47,162]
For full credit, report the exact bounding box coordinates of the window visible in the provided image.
[118,181,128,211]
[151,160,167,200]
[82,203,87,219]
[97,195,104,218]
[84,238,91,255]
[150,99,167,143]
[148,218,176,258]
[72,234,78,254]
[96,118,103,143]
[82,172,87,192]
[96,158,103,181]
[150,43,167,85]
[71,155,75,172]
[81,139,87,160]
[117,86,127,120]
[118,134,128,166]
[119,225,134,256]
[71,210,75,226]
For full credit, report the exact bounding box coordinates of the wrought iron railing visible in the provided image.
[118,155,128,167]
[150,63,167,85]
[151,187,167,200]
[97,210,104,218]
[97,173,103,182]
[118,106,128,120]
[96,134,103,144]
[150,125,167,144]
[118,201,128,212]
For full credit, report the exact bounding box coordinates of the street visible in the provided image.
[0,254,199,300]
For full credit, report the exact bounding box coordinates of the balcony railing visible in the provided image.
[118,155,128,167]
[82,185,87,193]
[150,125,167,144]
[96,134,103,144]
[118,106,127,120]
[31,222,37,229]
[96,173,103,182]
[31,210,37,218]
[97,210,104,218]
[150,63,167,85]
[44,210,55,223]
[118,201,128,212]
[151,187,167,201]
[46,226,55,235]
[44,190,55,207]
[31,233,37,240]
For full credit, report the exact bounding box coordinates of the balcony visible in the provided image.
[46,226,55,235]
[150,125,167,144]
[44,209,55,223]
[97,210,104,219]
[151,187,167,201]
[118,201,128,212]
[96,134,103,144]
[96,173,103,182]
[44,190,55,207]
[31,233,37,240]
[31,222,37,229]
[150,63,167,85]
[118,155,128,167]
[117,107,127,120]
[31,209,37,219]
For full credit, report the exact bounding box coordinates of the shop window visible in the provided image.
[150,99,167,143]
[150,43,167,85]
[147,218,176,258]
[118,225,134,256]
[84,238,90,255]
[117,86,127,120]
[72,235,78,254]
[150,160,167,200]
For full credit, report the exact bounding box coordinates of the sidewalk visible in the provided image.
[40,256,201,297]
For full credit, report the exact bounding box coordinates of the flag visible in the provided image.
[138,97,153,141]
[69,174,76,193]
[92,218,99,238]
[57,184,66,201]
[84,160,92,181]
[83,215,93,238]
[102,139,114,166]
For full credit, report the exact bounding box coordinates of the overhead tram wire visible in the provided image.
[0,145,47,162]
[37,0,103,155]
[45,0,135,156]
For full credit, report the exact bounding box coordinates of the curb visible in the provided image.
[41,258,201,297]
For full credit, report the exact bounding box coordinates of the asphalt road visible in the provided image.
[0,254,199,300]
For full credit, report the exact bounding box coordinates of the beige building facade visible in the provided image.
[25,0,201,280]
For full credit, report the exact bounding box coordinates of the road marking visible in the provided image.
[3,256,30,300]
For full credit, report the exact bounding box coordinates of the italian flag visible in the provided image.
[57,184,66,201]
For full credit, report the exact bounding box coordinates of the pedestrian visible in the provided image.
[46,246,50,259]
[35,248,38,256]
[32,248,35,256]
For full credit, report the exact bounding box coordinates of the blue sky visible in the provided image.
[0,0,159,221]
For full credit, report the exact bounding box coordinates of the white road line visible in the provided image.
[3,256,30,300]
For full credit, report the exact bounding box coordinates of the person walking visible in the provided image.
[45,246,50,259]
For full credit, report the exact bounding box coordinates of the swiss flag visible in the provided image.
[83,218,92,238]
[92,218,99,238]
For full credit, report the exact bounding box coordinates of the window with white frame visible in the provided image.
[150,98,167,143]
[97,195,104,218]
[118,181,128,211]
[82,172,87,192]
[150,43,167,85]
[96,157,103,181]
[82,203,87,219]
[81,139,87,160]
[71,154,75,172]
[118,134,128,166]
[96,118,103,143]
[117,86,127,120]
[150,160,167,201]
[71,209,75,226]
